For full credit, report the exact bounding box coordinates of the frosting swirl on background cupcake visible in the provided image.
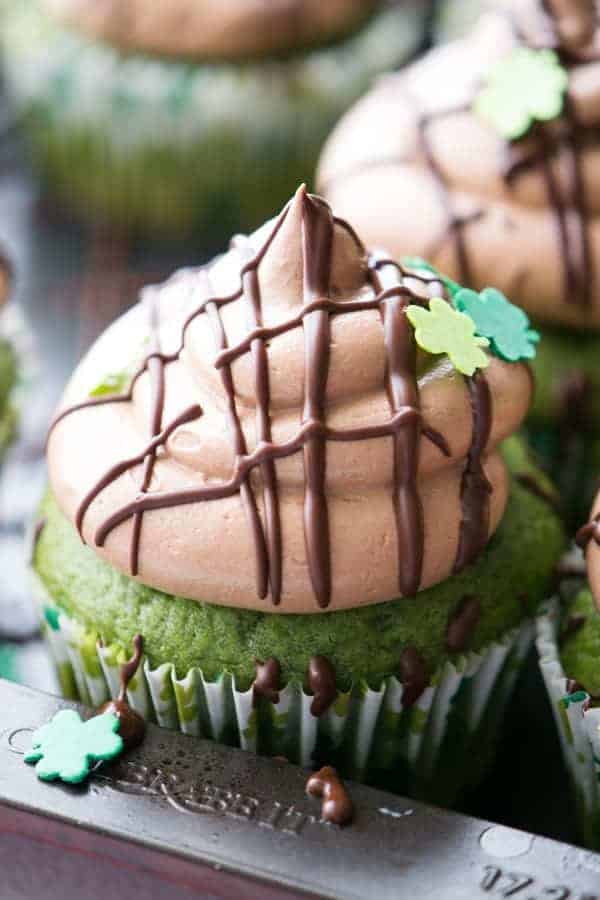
[47,187,533,613]
[319,0,600,330]
[44,0,381,60]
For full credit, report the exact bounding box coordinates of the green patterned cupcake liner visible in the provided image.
[1,1,420,237]
[536,600,600,849]
[31,565,534,803]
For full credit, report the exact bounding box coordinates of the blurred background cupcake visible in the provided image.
[318,0,600,527]
[0,0,432,241]
[536,501,600,849]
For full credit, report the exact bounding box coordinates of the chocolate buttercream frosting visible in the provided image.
[47,186,532,613]
[319,0,600,330]
[44,0,380,62]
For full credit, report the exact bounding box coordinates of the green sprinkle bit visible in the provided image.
[406,297,490,376]
[474,47,568,140]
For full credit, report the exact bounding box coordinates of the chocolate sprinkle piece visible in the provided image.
[306,765,354,827]
[399,646,429,709]
[446,595,482,653]
[307,655,337,717]
[252,657,281,707]
[96,634,145,750]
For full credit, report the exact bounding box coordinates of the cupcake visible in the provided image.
[318,0,600,525]
[536,502,600,849]
[33,187,564,805]
[0,0,421,239]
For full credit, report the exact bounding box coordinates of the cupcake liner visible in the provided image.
[536,599,600,848]
[1,2,421,237]
[31,565,534,803]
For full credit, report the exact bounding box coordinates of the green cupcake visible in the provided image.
[35,189,564,804]
[0,0,423,238]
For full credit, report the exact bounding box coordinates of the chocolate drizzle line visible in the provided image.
[307,655,337,717]
[576,513,600,548]
[48,189,497,609]
[514,471,561,512]
[96,634,145,750]
[454,373,493,572]
[252,657,281,707]
[306,766,354,827]
[446,595,482,653]
[399,646,429,709]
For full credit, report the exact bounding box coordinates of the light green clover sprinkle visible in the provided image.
[453,287,540,362]
[406,297,490,376]
[89,370,130,398]
[474,48,568,140]
[24,709,123,783]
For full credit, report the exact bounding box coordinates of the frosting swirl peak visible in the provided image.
[47,187,532,612]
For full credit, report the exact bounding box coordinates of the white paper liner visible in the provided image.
[32,566,534,799]
[536,599,600,846]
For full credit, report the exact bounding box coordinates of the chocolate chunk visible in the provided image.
[446,595,481,653]
[306,765,353,826]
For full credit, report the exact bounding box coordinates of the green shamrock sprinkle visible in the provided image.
[89,370,130,398]
[401,256,462,298]
[561,690,587,709]
[474,48,568,140]
[24,709,123,783]
[406,297,490,376]
[43,605,61,632]
[453,287,540,362]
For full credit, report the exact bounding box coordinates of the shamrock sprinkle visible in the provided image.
[453,287,540,362]
[474,48,568,140]
[401,256,462,298]
[406,297,489,376]
[24,709,123,783]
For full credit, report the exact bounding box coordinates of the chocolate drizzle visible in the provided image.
[307,655,337,717]
[48,188,498,610]
[306,766,354,826]
[252,657,281,707]
[559,613,587,646]
[576,513,600,548]
[96,633,145,750]
[514,471,561,512]
[399,646,429,709]
[446,595,482,653]
[454,373,493,572]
